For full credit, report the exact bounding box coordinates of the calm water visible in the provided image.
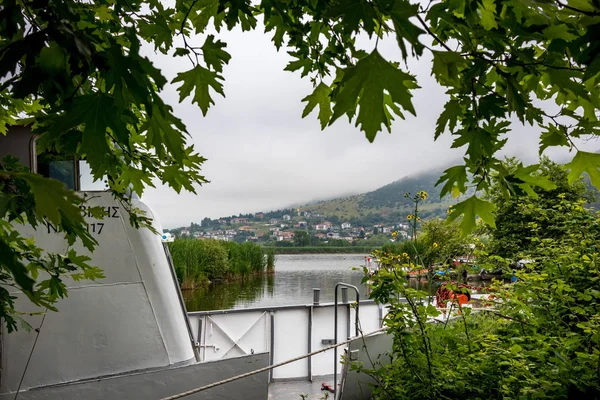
[183,254,369,311]
[182,254,494,312]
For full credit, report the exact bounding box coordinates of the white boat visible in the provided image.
[0,125,393,400]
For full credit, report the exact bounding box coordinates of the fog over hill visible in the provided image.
[297,167,462,222]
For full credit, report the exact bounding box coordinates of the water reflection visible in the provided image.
[182,254,495,312]
[183,254,368,311]
[183,273,275,311]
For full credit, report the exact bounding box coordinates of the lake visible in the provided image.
[182,253,495,312]
[183,254,369,311]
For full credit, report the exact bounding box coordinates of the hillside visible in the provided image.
[299,169,464,223]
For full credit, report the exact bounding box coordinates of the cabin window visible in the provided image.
[78,160,109,191]
[36,151,77,190]
[34,141,108,192]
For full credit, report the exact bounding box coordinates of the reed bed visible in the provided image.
[168,239,268,289]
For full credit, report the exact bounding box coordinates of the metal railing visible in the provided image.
[333,283,360,398]
[187,296,384,382]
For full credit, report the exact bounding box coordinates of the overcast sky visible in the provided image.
[141,24,599,229]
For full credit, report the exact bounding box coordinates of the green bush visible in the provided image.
[360,195,600,399]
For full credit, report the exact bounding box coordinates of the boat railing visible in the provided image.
[187,296,388,382]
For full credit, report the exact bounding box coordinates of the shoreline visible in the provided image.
[263,246,376,255]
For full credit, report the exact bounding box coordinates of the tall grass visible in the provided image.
[168,239,269,289]
[380,239,427,258]
[266,249,275,274]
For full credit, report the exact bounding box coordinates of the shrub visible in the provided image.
[359,196,600,399]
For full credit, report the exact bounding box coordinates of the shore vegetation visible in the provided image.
[168,239,267,289]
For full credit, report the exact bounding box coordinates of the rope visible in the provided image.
[159,327,387,400]
[14,309,48,400]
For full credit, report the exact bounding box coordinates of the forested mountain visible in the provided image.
[299,169,467,224]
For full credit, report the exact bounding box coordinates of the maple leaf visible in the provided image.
[49,94,129,177]
[436,165,468,198]
[0,236,35,294]
[172,65,225,116]
[326,0,377,35]
[479,95,506,120]
[542,24,578,42]
[505,75,529,123]
[190,0,220,33]
[583,55,600,81]
[284,51,314,77]
[435,99,461,139]
[16,172,86,228]
[390,0,425,60]
[511,163,557,198]
[566,151,600,189]
[479,0,498,30]
[138,13,173,53]
[432,51,467,86]
[451,127,493,160]
[302,83,333,130]
[539,125,570,154]
[448,195,496,234]
[330,50,417,142]
[202,35,231,73]
[142,104,186,163]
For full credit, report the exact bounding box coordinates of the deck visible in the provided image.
[269,376,334,400]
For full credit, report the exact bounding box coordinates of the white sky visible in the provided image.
[140,23,599,229]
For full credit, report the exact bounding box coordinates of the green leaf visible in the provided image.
[568,0,596,12]
[583,55,600,82]
[512,163,558,197]
[142,104,186,163]
[542,25,578,42]
[138,13,174,52]
[479,95,506,119]
[284,53,313,77]
[50,94,129,176]
[448,195,496,234]
[174,47,190,57]
[509,344,522,354]
[451,124,505,160]
[390,0,425,60]
[565,151,600,189]
[505,75,528,122]
[172,65,225,116]
[479,0,498,30]
[264,12,287,49]
[16,172,85,227]
[94,4,113,21]
[115,167,155,197]
[431,51,467,86]
[539,125,570,154]
[0,236,35,294]
[190,0,220,33]
[37,44,67,74]
[448,0,466,18]
[326,0,377,35]
[435,99,461,139]
[301,83,333,130]
[330,50,417,142]
[436,165,468,198]
[201,35,231,73]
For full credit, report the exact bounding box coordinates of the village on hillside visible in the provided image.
[167,208,414,246]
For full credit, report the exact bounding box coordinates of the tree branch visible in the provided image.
[180,0,201,65]
[415,14,453,52]
[555,0,600,16]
